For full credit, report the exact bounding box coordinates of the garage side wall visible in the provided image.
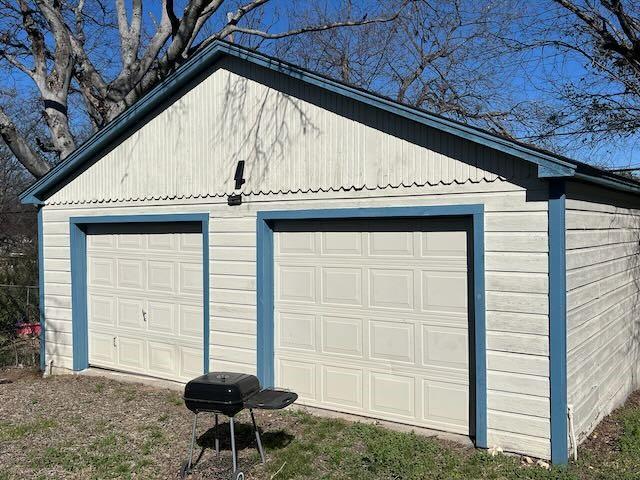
[566,181,640,444]
[41,180,552,458]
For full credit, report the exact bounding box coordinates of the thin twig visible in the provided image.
[270,461,286,479]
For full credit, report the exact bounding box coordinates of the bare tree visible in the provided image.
[275,0,527,138]
[0,0,405,179]
[493,0,640,158]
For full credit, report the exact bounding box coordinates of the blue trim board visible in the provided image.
[549,181,568,464]
[37,208,46,371]
[256,205,487,449]
[69,213,210,374]
[22,41,640,206]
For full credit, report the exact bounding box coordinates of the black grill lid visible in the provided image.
[184,372,260,415]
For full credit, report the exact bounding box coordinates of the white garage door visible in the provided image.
[274,218,471,434]
[87,226,204,383]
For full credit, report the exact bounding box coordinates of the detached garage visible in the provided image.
[20,41,640,464]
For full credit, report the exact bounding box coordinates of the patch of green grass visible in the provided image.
[140,424,166,455]
[0,418,57,441]
[94,382,105,393]
[32,432,156,480]
[166,391,183,406]
[114,384,138,402]
[262,414,580,480]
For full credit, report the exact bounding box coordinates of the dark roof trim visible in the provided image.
[19,41,640,204]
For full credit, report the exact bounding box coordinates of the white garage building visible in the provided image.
[21,41,640,464]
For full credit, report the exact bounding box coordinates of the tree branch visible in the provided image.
[0,106,50,178]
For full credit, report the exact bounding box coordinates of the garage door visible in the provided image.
[274,218,471,434]
[86,225,204,382]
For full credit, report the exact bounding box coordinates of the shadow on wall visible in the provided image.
[51,53,547,201]
[213,70,321,188]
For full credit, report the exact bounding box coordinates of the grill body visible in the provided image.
[183,372,260,416]
[181,371,297,477]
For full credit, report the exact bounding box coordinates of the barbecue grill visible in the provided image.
[182,372,297,477]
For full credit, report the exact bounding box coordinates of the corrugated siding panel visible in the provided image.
[41,181,551,459]
[46,60,534,205]
[566,181,640,445]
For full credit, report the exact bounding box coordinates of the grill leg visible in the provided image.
[214,414,220,454]
[229,416,237,473]
[250,409,266,464]
[187,413,198,471]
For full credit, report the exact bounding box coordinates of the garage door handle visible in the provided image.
[113,337,117,347]
[142,309,147,322]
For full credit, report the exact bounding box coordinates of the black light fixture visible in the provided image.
[228,160,245,206]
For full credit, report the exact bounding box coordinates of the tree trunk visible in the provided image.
[42,93,76,159]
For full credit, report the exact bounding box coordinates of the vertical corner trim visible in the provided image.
[256,216,275,387]
[549,180,568,464]
[70,222,89,371]
[37,208,46,371]
[202,216,210,374]
[473,210,487,449]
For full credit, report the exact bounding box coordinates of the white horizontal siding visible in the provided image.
[41,181,551,459]
[46,58,535,206]
[566,181,640,444]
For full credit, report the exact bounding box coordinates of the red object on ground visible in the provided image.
[15,323,41,336]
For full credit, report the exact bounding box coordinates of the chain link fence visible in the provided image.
[0,284,40,367]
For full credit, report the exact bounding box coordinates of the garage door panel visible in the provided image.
[321,267,362,306]
[88,229,204,383]
[423,381,468,432]
[147,301,175,334]
[278,312,316,351]
[278,266,315,302]
[321,315,362,357]
[89,258,115,287]
[275,220,470,435]
[118,233,145,249]
[321,231,361,255]
[117,259,145,289]
[369,268,414,310]
[179,305,203,338]
[117,298,145,330]
[369,231,414,256]
[147,260,175,292]
[179,263,203,295]
[370,372,415,418]
[117,336,146,371]
[422,326,468,370]
[179,233,202,252]
[369,320,414,363]
[421,271,467,313]
[322,365,363,408]
[422,231,467,256]
[279,231,316,255]
[147,233,174,251]
[278,359,316,400]
[88,234,115,249]
[180,346,204,378]
[89,295,115,326]
[147,340,176,375]
[90,332,117,365]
